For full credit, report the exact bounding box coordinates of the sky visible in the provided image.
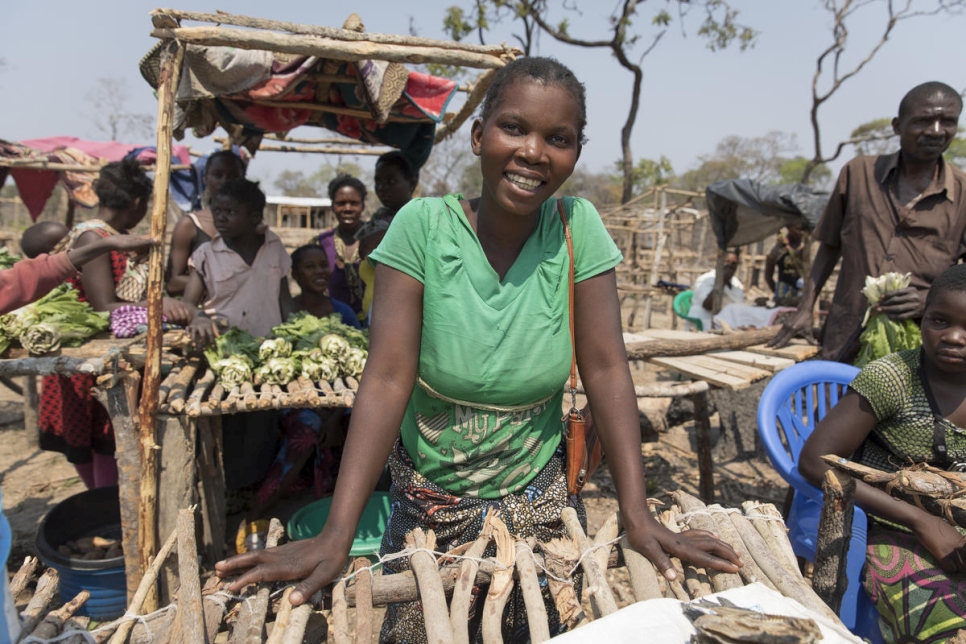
[1,1,964,190]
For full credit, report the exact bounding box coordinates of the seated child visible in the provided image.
[3,222,156,316]
[250,244,361,515]
[290,244,361,329]
[800,263,966,642]
[184,178,294,491]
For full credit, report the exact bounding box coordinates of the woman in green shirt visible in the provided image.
[217,56,741,640]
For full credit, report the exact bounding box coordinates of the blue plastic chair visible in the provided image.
[757,360,882,642]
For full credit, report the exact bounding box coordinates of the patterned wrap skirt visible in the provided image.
[865,522,966,643]
[379,440,584,643]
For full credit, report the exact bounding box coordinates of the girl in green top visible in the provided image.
[216,56,741,640]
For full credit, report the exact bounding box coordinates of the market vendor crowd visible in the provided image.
[5,63,966,641]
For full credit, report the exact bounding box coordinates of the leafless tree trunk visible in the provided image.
[801,0,965,184]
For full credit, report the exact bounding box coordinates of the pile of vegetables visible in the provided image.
[204,312,368,388]
[0,284,109,355]
[855,272,922,368]
[0,247,20,270]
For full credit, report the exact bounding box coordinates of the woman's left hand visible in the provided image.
[626,517,741,580]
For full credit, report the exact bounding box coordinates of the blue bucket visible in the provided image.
[36,486,127,621]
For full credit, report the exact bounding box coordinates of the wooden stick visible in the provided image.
[27,590,90,641]
[16,568,59,641]
[331,577,350,644]
[514,541,550,643]
[481,518,515,644]
[247,143,391,155]
[577,380,710,399]
[168,358,201,414]
[186,367,217,418]
[683,564,713,599]
[409,529,453,644]
[228,596,253,644]
[280,605,313,643]
[107,522,180,644]
[137,39,184,614]
[258,383,275,410]
[241,381,259,410]
[318,379,334,398]
[298,376,320,404]
[174,509,205,644]
[9,556,38,600]
[741,501,800,578]
[205,382,225,412]
[618,534,662,602]
[150,9,517,55]
[701,505,777,592]
[62,615,91,644]
[561,507,618,617]
[350,558,374,644]
[671,492,743,592]
[449,531,492,644]
[332,378,346,394]
[727,511,842,623]
[657,509,692,601]
[344,376,360,391]
[201,578,228,644]
[266,587,295,644]
[691,390,715,503]
[813,469,855,615]
[592,513,620,575]
[150,26,512,69]
[434,68,495,144]
[285,380,306,406]
[0,354,114,377]
[625,326,780,359]
[244,519,285,644]
[157,364,183,407]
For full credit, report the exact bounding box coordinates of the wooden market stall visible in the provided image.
[109,7,519,611]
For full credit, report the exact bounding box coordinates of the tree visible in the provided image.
[560,166,622,206]
[85,77,155,142]
[801,0,966,183]
[946,134,966,169]
[621,156,674,198]
[272,162,369,198]
[676,132,832,192]
[441,0,756,203]
[849,118,898,157]
[418,136,478,196]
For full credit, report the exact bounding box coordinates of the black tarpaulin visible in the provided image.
[706,179,829,249]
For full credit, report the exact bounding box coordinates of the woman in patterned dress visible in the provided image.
[38,160,191,488]
[216,57,741,642]
[801,263,966,643]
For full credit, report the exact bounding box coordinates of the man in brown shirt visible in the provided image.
[770,81,965,362]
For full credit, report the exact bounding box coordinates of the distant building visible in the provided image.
[265,195,332,229]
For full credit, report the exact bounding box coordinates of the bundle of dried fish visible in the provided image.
[684,598,822,644]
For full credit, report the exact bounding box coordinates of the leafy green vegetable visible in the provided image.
[255,357,298,385]
[855,272,922,367]
[273,311,368,352]
[202,327,260,382]
[0,284,109,355]
[0,247,21,270]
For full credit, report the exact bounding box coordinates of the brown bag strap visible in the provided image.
[557,198,579,412]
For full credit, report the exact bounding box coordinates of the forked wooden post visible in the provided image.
[137,38,184,613]
[813,468,856,614]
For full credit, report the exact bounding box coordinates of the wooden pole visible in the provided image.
[813,469,855,614]
[151,27,511,69]
[690,390,715,503]
[624,326,780,360]
[150,8,517,56]
[174,509,205,644]
[137,39,184,614]
[435,68,498,144]
[21,376,38,448]
[643,188,668,329]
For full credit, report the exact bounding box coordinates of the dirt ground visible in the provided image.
[0,352,786,575]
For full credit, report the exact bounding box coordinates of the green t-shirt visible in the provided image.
[369,194,622,498]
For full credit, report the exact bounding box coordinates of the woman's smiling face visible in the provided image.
[471,79,581,219]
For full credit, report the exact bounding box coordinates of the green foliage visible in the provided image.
[272,163,369,198]
[443,6,475,41]
[617,156,674,197]
[779,157,831,187]
[946,135,966,169]
[849,118,897,157]
[559,167,622,206]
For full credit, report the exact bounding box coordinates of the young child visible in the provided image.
[166,149,247,296]
[290,244,361,329]
[2,222,155,316]
[184,178,294,491]
[218,56,740,639]
[185,178,294,342]
[801,263,966,642]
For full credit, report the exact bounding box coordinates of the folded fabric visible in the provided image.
[110,305,180,338]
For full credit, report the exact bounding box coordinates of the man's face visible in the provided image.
[893,94,961,165]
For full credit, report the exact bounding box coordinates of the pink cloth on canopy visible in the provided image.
[1,137,191,220]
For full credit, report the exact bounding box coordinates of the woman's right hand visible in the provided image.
[162,297,192,325]
[188,316,219,347]
[215,533,351,605]
[914,515,966,574]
